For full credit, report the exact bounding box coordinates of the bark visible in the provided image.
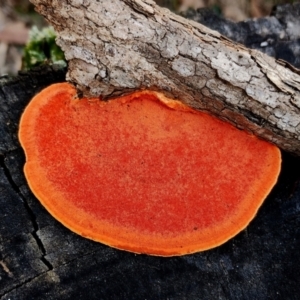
[1,64,300,300]
[29,0,300,156]
[183,5,300,69]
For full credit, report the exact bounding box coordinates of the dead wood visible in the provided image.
[29,0,300,155]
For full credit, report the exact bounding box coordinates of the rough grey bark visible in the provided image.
[29,0,300,156]
[1,64,300,300]
[183,4,300,68]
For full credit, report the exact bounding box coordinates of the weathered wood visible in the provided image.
[29,0,300,156]
[183,5,300,69]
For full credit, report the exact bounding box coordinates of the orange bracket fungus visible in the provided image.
[19,83,281,256]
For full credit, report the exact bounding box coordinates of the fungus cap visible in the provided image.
[19,83,281,256]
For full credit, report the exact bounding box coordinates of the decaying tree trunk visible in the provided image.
[29,0,300,156]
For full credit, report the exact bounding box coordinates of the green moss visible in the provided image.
[22,26,66,70]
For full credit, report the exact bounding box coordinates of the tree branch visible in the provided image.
[29,0,300,156]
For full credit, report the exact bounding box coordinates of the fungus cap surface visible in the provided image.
[19,83,281,256]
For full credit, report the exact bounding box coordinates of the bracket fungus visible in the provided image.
[19,83,281,256]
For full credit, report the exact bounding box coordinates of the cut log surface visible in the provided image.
[29,0,300,156]
[0,6,300,300]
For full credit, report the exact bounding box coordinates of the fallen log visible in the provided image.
[30,0,300,155]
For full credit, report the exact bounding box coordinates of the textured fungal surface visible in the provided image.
[19,83,281,256]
